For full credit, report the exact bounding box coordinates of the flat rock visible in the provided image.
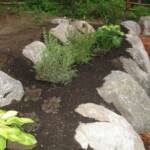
[97,71,150,132]
[121,20,141,35]
[0,71,24,107]
[22,41,46,64]
[75,103,145,150]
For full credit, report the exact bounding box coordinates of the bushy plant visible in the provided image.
[68,33,95,64]
[94,25,124,52]
[0,109,37,150]
[129,6,150,20]
[34,32,76,85]
[74,0,125,23]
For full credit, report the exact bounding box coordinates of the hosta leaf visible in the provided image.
[1,111,18,119]
[0,125,37,146]
[5,117,34,126]
[0,136,6,150]
[0,110,6,118]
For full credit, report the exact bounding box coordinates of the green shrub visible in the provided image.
[129,6,150,20]
[73,0,125,23]
[34,32,76,85]
[0,109,37,150]
[68,33,95,64]
[94,24,124,52]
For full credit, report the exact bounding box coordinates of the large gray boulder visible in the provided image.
[126,34,150,73]
[75,103,145,150]
[97,71,150,132]
[120,57,150,95]
[50,22,79,43]
[139,16,150,36]
[22,41,46,64]
[121,20,141,36]
[0,71,24,107]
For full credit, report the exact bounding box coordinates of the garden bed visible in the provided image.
[0,14,149,150]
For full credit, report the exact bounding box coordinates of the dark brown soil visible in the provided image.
[0,13,140,150]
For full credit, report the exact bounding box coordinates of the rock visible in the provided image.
[0,71,24,107]
[121,20,141,35]
[120,57,150,95]
[126,35,150,73]
[22,41,46,64]
[97,71,150,132]
[50,18,70,25]
[139,16,150,36]
[24,88,42,102]
[75,103,145,150]
[71,20,95,33]
[50,23,79,43]
[22,112,40,132]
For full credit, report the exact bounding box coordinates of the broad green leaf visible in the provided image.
[0,110,6,118]
[0,136,6,150]
[5,117,34,126]
[1,111,18,119]
[0,124,37,146]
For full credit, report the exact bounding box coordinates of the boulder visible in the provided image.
[139,16,150,36]
[120,57,150,95]
[50,18,70,25]
[75,103,145,150]
[0,71,24,107]
[71,20,95,33]
[97,71,150,132]
[22,41,46,64]
[121,20,141,35]
[126,35,150,73]
[50,22,79,43]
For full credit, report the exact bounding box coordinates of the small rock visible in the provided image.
[41,96,61,114]
[24,88,42,102]
[21,112,40,132]
[22,41,46,64]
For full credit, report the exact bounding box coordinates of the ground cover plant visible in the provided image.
[0,109,37,150]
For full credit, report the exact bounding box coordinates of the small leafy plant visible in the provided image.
[94,24,124,53]
[0,109,37,150]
